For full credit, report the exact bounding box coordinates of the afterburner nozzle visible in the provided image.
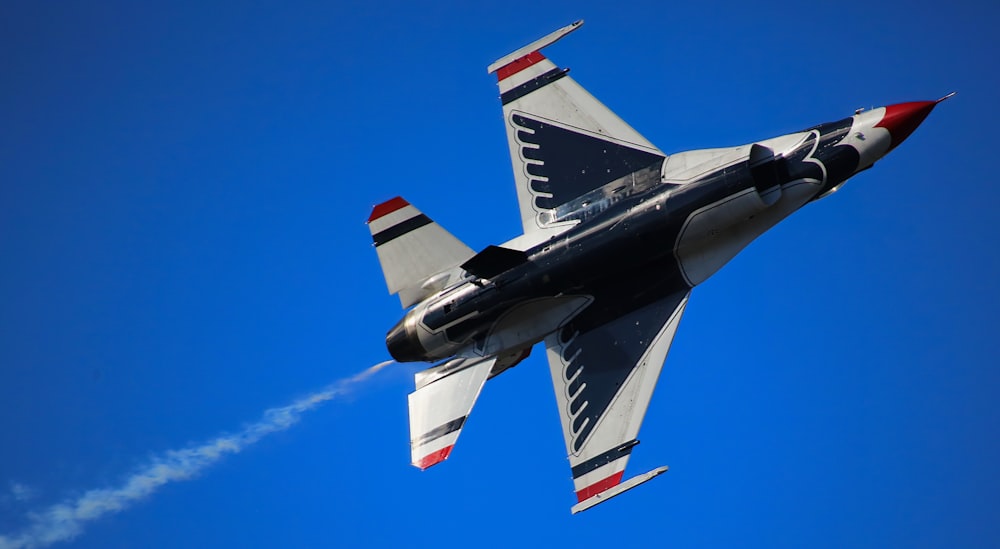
[386,316,427,363]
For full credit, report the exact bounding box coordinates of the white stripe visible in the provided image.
[368,204,420,234]
[571,460,627,492]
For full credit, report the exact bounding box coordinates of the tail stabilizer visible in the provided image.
[408,356,496,469]
[367,197,474,308]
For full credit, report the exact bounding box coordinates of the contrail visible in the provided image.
[0,360,394,549]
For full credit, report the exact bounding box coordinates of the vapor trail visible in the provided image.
[0,361,393,549]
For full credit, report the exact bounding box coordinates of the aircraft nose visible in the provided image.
[875,94,952,152]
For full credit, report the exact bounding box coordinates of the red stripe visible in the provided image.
[496,51,546,82]
[575,471,624,502]
[368,196,409,223]
[415,445,453,470]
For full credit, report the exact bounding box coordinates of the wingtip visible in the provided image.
[570,466,670,514]
[487,19,586,75]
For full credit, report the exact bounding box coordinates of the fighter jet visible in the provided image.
[366,20,948,513]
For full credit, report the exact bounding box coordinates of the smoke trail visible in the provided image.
[0,360,393,549]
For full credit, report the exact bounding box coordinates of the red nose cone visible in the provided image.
[875,100,937,152]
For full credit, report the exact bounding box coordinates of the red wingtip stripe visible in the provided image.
[496,51,546,82]
[368,196,410,223]
[575,471,624,503]
[415,445,453,470]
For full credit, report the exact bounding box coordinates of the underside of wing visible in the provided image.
[489,21,666,249]
[545,290,690,513]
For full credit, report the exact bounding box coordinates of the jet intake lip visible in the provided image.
[386,316,427,363]
[875,100,937,152]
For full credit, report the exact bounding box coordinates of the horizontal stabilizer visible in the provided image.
[368,197,475,308]
[408,356,496,469]
[571,466,669,514]
[460,245,528,279]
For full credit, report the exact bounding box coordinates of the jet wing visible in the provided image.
[489,21,666,249]
[408,356,496,469]
[544,290,689,513]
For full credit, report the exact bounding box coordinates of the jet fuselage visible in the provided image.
[371,19,947,510]
[386,102,942,365]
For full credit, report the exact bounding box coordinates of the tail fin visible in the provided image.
[367,197,474,308]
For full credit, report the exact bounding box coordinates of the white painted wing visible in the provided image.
[544,291,689,512]
[408,356,496,469]
[488,20,665,250]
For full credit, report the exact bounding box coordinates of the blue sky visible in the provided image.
[2,1,998,547]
